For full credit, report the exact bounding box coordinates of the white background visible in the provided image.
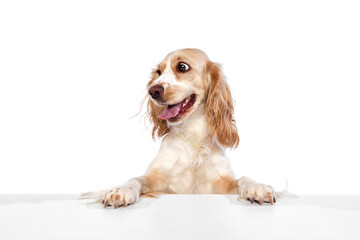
[0,0,359,194]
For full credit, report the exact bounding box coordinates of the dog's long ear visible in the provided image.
[205,62,239,149]
[146,71,170,139]
[146,99,169,139]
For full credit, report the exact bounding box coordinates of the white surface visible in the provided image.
[1,0,360,195]
[0,194,359,240]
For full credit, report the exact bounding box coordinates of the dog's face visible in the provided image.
[148,49,209,125]
[147,48,239,148]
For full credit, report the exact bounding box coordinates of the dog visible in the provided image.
[83,48,276,208]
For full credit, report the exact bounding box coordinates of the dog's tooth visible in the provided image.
[182,102,186,107]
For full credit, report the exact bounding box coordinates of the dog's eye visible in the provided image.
[156,70,161,76]
[177,62,190,72]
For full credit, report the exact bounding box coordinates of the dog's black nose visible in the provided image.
[149,85,164,100]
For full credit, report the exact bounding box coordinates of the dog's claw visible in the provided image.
[269,197,273,205]
[250,197,254,204]
[259,198,264,205]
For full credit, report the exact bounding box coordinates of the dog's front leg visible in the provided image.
[101,177,146,208]
[237,177,276,205]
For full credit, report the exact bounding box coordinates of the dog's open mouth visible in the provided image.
[157,94,196,120]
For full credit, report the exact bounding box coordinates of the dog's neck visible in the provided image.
[170,103,213,168]
[170,104,208,141]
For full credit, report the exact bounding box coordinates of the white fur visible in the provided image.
[150,59,180,89]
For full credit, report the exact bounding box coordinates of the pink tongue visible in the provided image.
[158,102,183,120]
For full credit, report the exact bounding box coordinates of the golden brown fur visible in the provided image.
[213,176,239,194]
[146,100,169,139]
[205,62,239,149]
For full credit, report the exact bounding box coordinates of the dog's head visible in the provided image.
[147,49,239,148]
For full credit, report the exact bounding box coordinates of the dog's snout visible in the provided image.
[149,85,164,100]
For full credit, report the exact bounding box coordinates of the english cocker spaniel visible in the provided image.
[84,48,276,208]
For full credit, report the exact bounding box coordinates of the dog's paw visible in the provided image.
[101,186,140,208]
[240,183,276,205]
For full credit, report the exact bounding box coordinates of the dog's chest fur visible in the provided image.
[164,115,223,193]
[147,106,233,194]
